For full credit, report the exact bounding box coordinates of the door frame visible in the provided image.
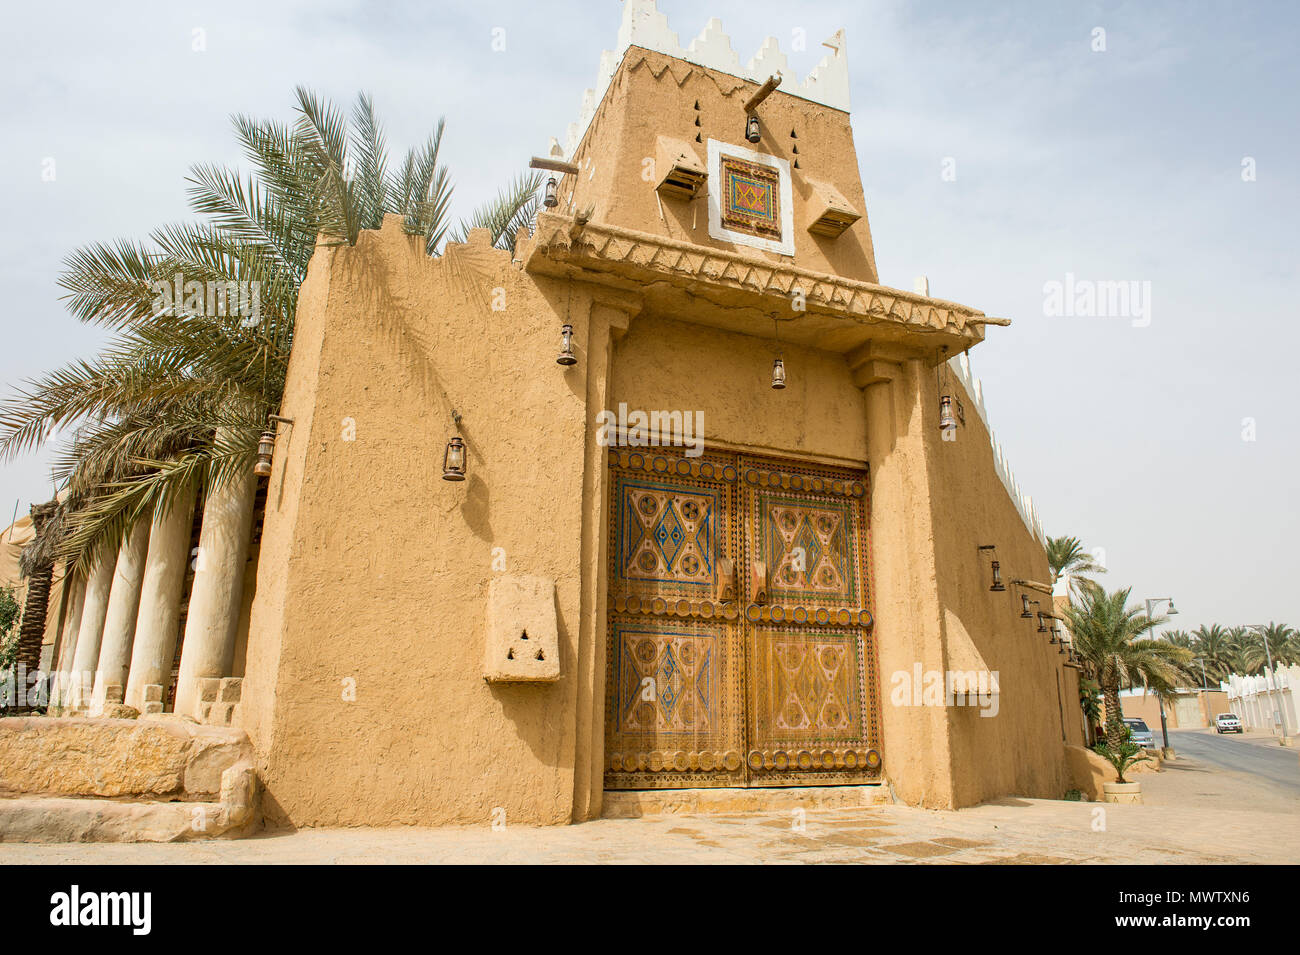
[600,443,883,790]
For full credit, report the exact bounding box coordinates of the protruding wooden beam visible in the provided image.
[743,74,782,113]
[529,156,579,176]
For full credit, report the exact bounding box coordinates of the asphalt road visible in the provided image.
[1168,729,1300,798]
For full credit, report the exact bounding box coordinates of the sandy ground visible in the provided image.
[2,728,1295,864]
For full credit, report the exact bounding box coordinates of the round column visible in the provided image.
[174,462,256,718]
[91,519,151,714]
[49,573,86,708]
[66,548,116,710]
[125,483,198,712]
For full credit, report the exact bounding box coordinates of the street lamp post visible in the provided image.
[1247,624,1291,745]
[1146,597,1178,757]
[1196,657,1210,726]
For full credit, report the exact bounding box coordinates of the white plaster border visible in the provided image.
[706,138,795,257]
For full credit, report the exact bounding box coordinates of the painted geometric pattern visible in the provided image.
[755,492,860,607]
[614,474,722,596]
[749,629,867,748]
[613,623,720,736]
[720,155,781,240]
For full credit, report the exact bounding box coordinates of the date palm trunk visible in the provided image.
[1101,679,1126,750]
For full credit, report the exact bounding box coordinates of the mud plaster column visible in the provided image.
[49,573,86,708]
[572,289,640,822]
[125,482,198,711]
[853,350,956,808]
[66,547,117,709]
[90,518,151,714]
[174,462,256,718]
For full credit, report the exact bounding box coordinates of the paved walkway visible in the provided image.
[3,737,1296,864]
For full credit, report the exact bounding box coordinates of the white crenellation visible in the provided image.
[949,351,1046,545]
[686,18,741,75]
[747,36,789,82]
[560,0,850,158]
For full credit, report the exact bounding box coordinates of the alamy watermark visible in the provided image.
[890,663,1000,717]
[595,403,704,457]
[151,272,262,327]
[1043,272,1151,327]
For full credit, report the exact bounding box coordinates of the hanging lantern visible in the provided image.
[254,430,276,477]
[989,560,1006,592]
[1020,594,1033,618]
[1036,612,1047,633]
[939,395,957,432]
[746,114,761,143]
[771,357,786,390]
[544,176,558,209]
[556,323,577,366]
[442,436,466,482]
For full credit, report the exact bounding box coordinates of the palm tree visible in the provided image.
[1242,622,1300,673]
[0,88,543,572]
[1065,581,1195,750]
[1162,629,1194,650]
[1189,624,1237,683]
[1225,626,1256,675]
[1046,534,1106,594]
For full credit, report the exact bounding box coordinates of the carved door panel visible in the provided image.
[603,449,881,790]
[604,448,746,789]
[739,457,882,785]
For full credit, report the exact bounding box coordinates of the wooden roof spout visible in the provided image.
[743,74,783,114]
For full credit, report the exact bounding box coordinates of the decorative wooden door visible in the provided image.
[604,448,881,790]
[738,457,882,785]
[604,448,747,788]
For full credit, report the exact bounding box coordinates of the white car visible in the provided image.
[1215,713,1243,734]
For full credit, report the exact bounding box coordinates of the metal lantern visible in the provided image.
[1020,594,1033,618]
[442,436,466,482]
[771,357,786,390]
[746,114,761,143]
[1036,612,1047,634]
[544,176,558,209]
[939,395,957,432]
[990,560,1006,592]
[556,323,577,366]
[254,430,276,477]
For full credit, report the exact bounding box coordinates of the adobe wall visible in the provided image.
[610,313,867,463]
[240,217,601,827]
[239,220,1073,822]
[559,47,880,285]
[926,374,1080,806]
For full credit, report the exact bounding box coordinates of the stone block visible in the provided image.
[218,677,243,703]
[142,701,163,715]
[103,684,124,705]
[0,717,253,801]
[197,678,221,703]
[143,684,163,703]
[483,575,561,683]
[101,704,139,720]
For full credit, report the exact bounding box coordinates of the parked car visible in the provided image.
[1215,713,1243,734]
[1122,717,1155,749]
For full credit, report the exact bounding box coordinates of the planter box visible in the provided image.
[1102,781,1143,804]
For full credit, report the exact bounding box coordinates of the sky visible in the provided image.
[1,0,1296,632]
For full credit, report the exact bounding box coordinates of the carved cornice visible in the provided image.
[521,213,996,352]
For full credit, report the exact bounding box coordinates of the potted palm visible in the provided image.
[1095,732,1152,803]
